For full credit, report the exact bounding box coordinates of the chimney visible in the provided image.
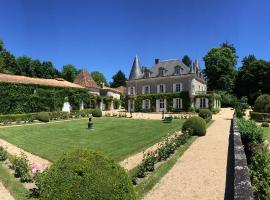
[155,58,160,64]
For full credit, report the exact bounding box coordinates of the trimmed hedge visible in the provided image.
[37,112,50,122]
[198,109,212,122]
[254,94,270,113]
[38,149,136,200]
[92,108,102,117]
[250,111,270,122]
[182,116,206,136]
[262,122,269,127]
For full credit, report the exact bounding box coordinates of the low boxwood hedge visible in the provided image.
[38,149,136,200]
[250,111,270,122]
[182,116,206,136]
[198,109,212,122]
[37,112,50,123]
[92,108,102,117]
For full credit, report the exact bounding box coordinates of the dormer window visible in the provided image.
[144,70,150,78]
[159,68,165,76]
[175,66,181,75]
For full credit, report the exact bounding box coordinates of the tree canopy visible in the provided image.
[203,44,237,92]
[111,70,127,88]
[182,55,192,67]
[91,71,108,86]
[62,64,78,82]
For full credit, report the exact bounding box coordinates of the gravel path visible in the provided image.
[143,108,233,200]
[0,182,14,200]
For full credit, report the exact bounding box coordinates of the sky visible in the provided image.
[1,0,270,81]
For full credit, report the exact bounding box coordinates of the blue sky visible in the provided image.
[1,0,270,81]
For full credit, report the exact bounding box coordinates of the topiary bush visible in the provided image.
[182,116,206,136]
[262,122,269,127]
[37,112,50,122]
[38,149,136,200]
[92,108,102,117]
[198,109,212,122]
[254,94,270,113]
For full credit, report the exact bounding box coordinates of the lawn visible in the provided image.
[263,126,270,141]
[0,118,184,162]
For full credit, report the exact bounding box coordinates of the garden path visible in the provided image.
[0,182,14,200]
[143,108,234,200]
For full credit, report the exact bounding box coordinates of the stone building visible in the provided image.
[126,55,220,112]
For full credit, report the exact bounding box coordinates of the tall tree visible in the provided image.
[16,56,33,76]
[0,39,3,52]
[203,46,237,92]
[91,71,108,86]
[0,50,19,74]
[182,55,192,67]
[111,70,127,88]
[220,41,236,54]
[62,64,78,82]
[235,56,270,105]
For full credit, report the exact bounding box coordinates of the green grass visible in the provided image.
[0,118,184,162]
[0,163,33,200]
[263,126,270,141]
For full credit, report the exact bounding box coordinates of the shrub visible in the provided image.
[262,122,269,127]
[92,108,102,117]
[182,116,206,136]
[250,147,270,199]
[37,112,50,123]
[142,151,157,172]
[0,146,7,161]
[250,111,270,122]
[10,153,32,182]
[254,94,270,113]
[211,108,220,114]
[38,149,136,200]
[198,109,212,122]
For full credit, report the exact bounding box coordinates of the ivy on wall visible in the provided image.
[0,83,92,114]
[126,92,191,112]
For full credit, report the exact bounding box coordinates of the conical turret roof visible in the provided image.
[74,69,98,88]
[129,55,143,80]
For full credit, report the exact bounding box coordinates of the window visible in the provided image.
[159,68,165,76]
[143,85,150,94]
[160,99,164,109]
[175,83,182,92]
[176,98,182,109]
[175,66,181,75]
[200,98,206,108]
[144,71,150,78]
[130,87,135,95]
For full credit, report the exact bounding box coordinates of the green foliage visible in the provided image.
[203,45,237,92]
[10,153,32,182]
[182,116,206,136]
[62,64,79,82]
[92,108,102,117]
[218,91,238,107]
[0,113,37,125]
[38,149,136,200]
[250,147,270,200]
[261,122,269,127]
[182,55,192,67]
[254,94,270,113]
[0,50,18,74]
[0,82,91,114]
[37,112,50,122]
[0,146,7,161]
[111,70,127,88]
[211,108,220,114]
[198,109,212,122]
[250,112,270,123]
[113,99,121,109]
[235,57,270,105]
[91,71,108,86]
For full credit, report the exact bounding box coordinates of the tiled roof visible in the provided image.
[0,73,84,89]
[115,86,126,94]
[101,86,122,94]
[74,69,98,88]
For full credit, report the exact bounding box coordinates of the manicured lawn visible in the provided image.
[263,126,270,141]
[0,118,184,162]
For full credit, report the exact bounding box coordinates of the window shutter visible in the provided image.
[164,99,167,112]
[142,100,145,109]
[156,99,159,112]
[205,98,209,108]
[180,83,183,92]
[148,100,151,109]
[148,85,151,93]
[157,85,160,93]
[142,86,145,94]
[173,84,176,92]
[163,84,166,93]
[196,98,200,108]
[173,98,176,109]
[180,98,183,109]
[133,87,136,95]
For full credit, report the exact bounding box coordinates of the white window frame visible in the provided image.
[157,84,165,93]
[160,99,165,109]
[145,99,150,110]
[200,98,206,108]
[142,85,150,94]
[175,66,181,75]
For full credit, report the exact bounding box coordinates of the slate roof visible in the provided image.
[74,69,98,89]
[129,55,143,80]
[0,73,84,89]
